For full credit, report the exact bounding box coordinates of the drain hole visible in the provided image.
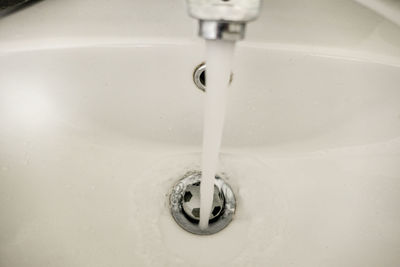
[181,183,223,222]
[170,171,235,235]
[192,208,200,218]
[212,206,221,216]
[184,191,193,202]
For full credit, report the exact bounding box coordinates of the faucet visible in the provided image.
[185,0,262,41]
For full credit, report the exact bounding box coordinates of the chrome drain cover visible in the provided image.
[169,171,236,235]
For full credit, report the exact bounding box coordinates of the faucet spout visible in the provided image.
[186,0,261,41]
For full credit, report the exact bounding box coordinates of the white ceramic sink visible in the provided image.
[1,0,400,266]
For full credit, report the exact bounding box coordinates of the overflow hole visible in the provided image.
[199,70,206,87]
[193,62,233,92]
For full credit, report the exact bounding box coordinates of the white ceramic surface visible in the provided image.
[1,0,400,266]
[354,0,400,27]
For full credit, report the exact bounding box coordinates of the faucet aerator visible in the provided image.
[186,0,261,41]
[199,20,246,41]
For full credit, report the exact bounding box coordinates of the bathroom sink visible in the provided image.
[0,0,400,266]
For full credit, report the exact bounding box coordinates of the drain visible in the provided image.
[193,62,233,92]
[169,171,236,235]
[182,183,224,221]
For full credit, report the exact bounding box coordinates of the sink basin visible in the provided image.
[0,0,400,266]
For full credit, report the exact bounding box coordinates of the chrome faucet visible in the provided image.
[186,0,261,41]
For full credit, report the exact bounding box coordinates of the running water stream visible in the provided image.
[199,40,236,230]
